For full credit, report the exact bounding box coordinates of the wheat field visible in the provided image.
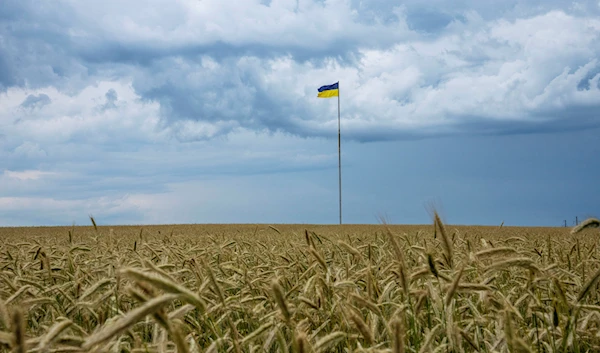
[0,216,599,353]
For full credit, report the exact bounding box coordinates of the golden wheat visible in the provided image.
[0,220,598,352]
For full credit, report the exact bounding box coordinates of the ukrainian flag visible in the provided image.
[317,82,339,98]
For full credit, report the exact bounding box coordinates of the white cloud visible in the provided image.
[0,81,167,145]
[65,0,411,50]
[3,170,56,181]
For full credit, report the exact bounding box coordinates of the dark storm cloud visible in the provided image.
[1,0,600,144]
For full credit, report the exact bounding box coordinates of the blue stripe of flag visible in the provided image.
[318,82,339,92]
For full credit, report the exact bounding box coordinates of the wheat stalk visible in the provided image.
[37,319,73,353]
[271,278,291,324]
[0,299,9,330]
[348,311,374,345]
[82,293,180,350]
[571,218,600,234]
[577,267,600,303]
[119,268,206,311]
[12,308,26,353]
[434,211,453,268]
[313,331,345,352]
[445,266,464,306]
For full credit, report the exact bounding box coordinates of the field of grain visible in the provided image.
[0,216,599,353]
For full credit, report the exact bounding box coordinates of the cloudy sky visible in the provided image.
[1,0,599,227]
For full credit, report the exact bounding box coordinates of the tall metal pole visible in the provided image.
[337,82,342,225]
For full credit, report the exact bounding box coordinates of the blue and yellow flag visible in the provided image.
[317,82,339,98]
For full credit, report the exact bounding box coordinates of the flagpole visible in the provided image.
[337,82,342,225]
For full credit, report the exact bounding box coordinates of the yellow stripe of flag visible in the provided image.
[317,82,339,98]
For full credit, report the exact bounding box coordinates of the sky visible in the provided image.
[1,0,599,227]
